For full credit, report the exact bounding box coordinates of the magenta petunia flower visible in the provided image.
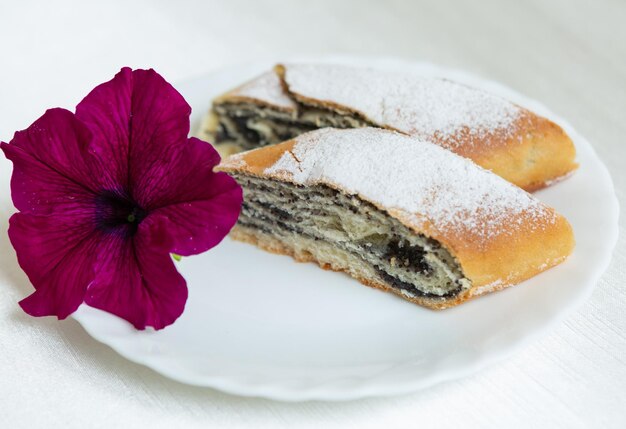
[1,68,242,330]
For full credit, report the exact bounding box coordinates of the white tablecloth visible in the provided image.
[1,1,624,427]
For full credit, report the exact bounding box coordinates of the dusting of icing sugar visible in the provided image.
[471,279,505,296]
[542,170,576,187]
[281,63,522,148]
[229,71,296,110]
[221,152,247,169]
[264,128,556,245]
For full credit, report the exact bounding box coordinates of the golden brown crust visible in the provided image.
[219,131,575,300]
[464,114,578,191]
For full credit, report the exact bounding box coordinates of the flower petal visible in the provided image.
[1,108,102,215]
[131,137,220,208]
[9,213,100,319]
[75,68,191,194]
[142,137,242,255]
[150,187,242,256]
[85,217,187,330]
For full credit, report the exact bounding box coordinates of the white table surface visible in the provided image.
[1,1,624,428]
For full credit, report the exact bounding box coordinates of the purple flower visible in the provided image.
[1,68,242,330]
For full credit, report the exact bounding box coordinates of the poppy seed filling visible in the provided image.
[234,174,471,299]
[212,103,371,150]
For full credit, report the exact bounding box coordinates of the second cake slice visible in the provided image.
[207,63,577,191]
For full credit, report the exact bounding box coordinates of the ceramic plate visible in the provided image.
[72,56,619,401]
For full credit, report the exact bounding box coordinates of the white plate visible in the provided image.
[72,56,619,401]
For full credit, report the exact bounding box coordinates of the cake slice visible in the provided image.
[204,63,577,191]
[218,127,574,309]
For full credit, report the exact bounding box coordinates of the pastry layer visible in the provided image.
[235,174,471,304]
[210,102,370,151]
[205,64,578,190]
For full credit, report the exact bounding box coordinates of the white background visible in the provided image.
[0,1,625,428]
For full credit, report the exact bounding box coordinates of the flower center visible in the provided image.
[95,191,148,237]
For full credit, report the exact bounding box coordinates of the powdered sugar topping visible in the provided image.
[264,128,555,245]
[228,71,296,110]
[281,64,522,148]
